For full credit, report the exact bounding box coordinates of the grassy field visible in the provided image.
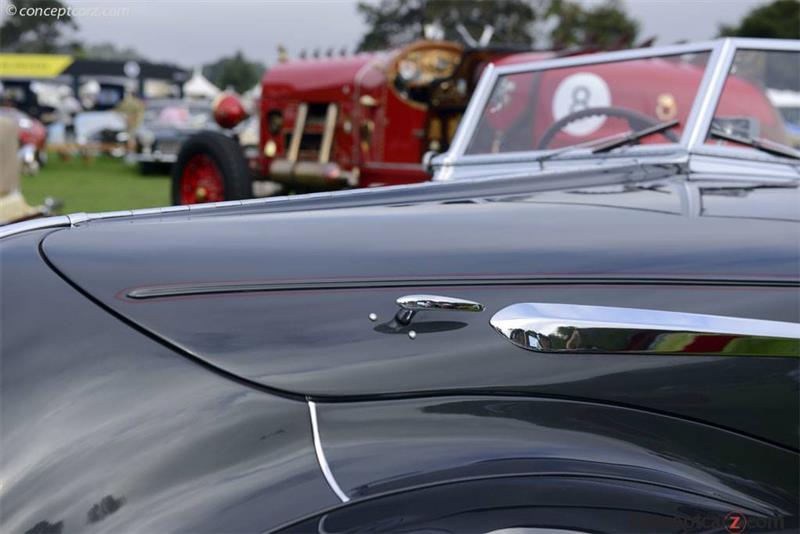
[22,154,171,214]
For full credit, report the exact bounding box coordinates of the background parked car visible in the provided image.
[76,111,129,158]
[133,99,215,174]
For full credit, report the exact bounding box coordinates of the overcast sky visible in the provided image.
[3,0,771,67]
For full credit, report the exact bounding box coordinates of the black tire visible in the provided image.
[171,131,251,205]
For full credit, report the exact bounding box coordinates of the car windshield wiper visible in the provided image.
[708,128,800,160]
[533,120,680,166]
[591,119,680,153]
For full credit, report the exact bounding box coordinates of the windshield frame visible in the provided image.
[438,38,800,175]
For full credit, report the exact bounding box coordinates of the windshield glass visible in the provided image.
[707,49,799,150]
[465,52,712,155]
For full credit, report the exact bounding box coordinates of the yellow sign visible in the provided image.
[0,54,73,78]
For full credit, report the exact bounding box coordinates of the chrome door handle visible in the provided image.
[395,294,485,325]
[490,303,800,357]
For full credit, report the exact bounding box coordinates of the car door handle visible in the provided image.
[490,303,800,357]
[395,294,485,325]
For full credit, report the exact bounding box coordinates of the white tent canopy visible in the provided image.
[242,83,261,112]
[183,68,220,100]
[244,83,261,100]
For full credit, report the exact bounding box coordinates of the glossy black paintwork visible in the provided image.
[35,284,798,448]
[0,231,338,532]
[44,177,800,291]
[39,171,800,448]
[315,397,797,512]
[4,165,800,532]
[279,396,799,532]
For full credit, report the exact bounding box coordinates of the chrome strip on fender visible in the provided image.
[308,401,350,503]
[490,303,800,357]
[0,215,71,239]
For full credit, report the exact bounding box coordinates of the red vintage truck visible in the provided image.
[172,41,541,204]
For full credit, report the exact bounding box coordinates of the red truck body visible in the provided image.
[172,40,537,204]
[258,41,505,189]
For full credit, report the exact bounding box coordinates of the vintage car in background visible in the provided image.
[0,106,47,174]
[133,99,215,174]
[46,110,130,159]
[75,110,129,158]
[2,39,799,533]
[171,40,538,204]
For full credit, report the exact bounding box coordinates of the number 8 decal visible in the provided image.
[570,85,592,113]
[552,72,612,137]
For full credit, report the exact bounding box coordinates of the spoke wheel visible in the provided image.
[180,154,225,204]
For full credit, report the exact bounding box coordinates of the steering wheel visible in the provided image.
[536,106,679,150]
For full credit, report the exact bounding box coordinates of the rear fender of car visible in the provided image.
[311,396,798,514]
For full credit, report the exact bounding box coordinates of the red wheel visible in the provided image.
[172,131,251,205]
[180,154,226,204]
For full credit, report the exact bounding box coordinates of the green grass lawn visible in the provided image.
[22,154,171,214]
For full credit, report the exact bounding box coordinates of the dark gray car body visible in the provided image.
[1,160,798,532]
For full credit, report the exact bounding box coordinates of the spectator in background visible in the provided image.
[60,93,81,145]
[114,89,144,154]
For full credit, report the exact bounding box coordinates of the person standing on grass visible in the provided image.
[115,89,145,155]
[58,91,81,160]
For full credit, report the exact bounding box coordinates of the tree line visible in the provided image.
[1,0,797,93]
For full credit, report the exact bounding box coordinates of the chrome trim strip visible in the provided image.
[126,276,798,300]
[689,152,800,178]
[444,62,497,162]
[0,215,71,239]
[66,212,89,225]
[86,210,133,220]
[691,144,800,168]
[187,199,243,211]
[308,401,350,503]
[157,204,191,213]
[729,37,800,51]
[495,40,719,77]
[684,39,736,150]
[675,180,701,218]
[490,303,800,357]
